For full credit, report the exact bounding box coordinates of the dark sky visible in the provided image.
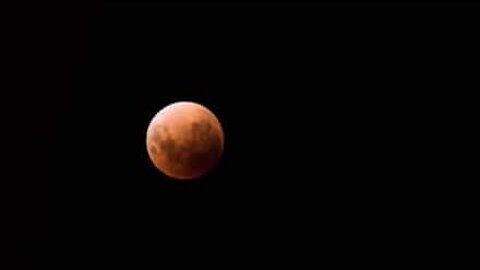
[2,2,469,269]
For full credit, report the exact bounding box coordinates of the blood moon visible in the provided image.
[146,101,224,180]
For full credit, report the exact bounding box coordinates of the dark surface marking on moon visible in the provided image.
[149,144,158,156]
[152,120,221,176]
[149,119,222,177]
[155,125,182,164]
[185,120,222,173]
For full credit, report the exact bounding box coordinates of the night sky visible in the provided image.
[2,2,465,269]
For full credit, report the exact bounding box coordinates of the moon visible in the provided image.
[146,101,224,180]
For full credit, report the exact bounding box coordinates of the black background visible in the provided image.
[2,2,473,269]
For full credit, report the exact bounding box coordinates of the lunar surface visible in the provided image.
[146,101,224,180]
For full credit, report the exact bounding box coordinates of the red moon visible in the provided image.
[146,101,224,180]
